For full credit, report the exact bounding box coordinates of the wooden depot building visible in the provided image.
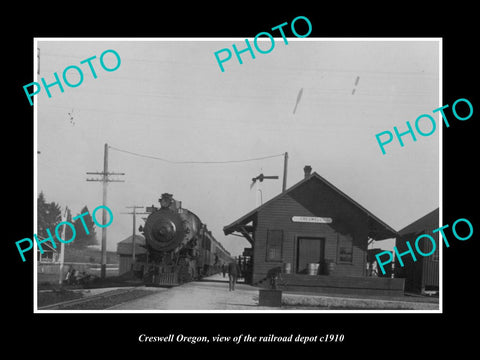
[223,166,405,296]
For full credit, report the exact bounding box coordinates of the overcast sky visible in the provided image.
[35,39,440,256]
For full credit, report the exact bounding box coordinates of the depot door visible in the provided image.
[296,237,325,274]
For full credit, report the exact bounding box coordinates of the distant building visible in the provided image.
[37,238,60,277]
[37,238,58,263]
[116,235,147,275]
[395,208,439,294]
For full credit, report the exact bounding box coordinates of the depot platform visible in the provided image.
[106,273,439,311]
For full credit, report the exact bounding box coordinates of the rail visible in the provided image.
[38,287,141,310]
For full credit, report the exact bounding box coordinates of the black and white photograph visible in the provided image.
[33,38,440,313]
[7,7,478,354]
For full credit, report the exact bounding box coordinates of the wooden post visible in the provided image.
[122,206,148,269]
[132,206,136,262]
[58,208,67,285]
[101,143,108,279]
[86,143,125,279]
[282,152,288,192]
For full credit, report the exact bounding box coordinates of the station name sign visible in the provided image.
[291,216,333,224]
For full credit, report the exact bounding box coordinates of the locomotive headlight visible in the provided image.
[154,220,176,242]
[143,204,190,252]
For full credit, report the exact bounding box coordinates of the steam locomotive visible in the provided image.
[137,193,233,286]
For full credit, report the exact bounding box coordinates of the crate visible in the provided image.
[259,289,282,307]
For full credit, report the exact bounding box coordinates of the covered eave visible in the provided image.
[366,214,398,240]
[223,213,256,245]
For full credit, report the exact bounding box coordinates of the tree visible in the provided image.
[37,191,62,238]
[72,206,98,248]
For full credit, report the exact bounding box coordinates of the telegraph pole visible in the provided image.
[121,206,148,265]
[58,206,69,285]
[282,152,288,192]
[86,143,125,279]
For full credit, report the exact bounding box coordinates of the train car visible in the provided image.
[215,241,233,269]
[138,193,232,286]
[198,227,231,276]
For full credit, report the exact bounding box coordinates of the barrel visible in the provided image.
[283,262,292,274]
[307,263,320,275]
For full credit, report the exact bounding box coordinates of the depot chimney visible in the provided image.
[304,165,312,178]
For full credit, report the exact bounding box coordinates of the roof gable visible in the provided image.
[116,235,147,255]
[117,234,145,244]
[398,208,439,236]
[224,172,397,239]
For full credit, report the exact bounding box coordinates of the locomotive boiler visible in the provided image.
[138,193,232,286]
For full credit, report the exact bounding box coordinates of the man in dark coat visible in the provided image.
[228,260,240,291]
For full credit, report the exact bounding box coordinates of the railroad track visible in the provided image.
[38,287,156,310]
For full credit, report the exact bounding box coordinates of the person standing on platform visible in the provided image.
[65,266,73,285]
[222,263,226,278]
[228,260,240,291]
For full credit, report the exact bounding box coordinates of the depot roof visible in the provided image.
[223,171,398,241]
[398,208,439,237]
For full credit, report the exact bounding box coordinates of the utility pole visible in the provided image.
[86,143,125,279]
[121,206,148,266]
[282,152,288,192]
[58,206,69,285]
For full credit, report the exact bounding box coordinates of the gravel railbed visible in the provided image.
[54,289,155,310]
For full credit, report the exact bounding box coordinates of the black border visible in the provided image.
[7,5,478,354]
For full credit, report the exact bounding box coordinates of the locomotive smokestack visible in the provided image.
[159,193,174,209]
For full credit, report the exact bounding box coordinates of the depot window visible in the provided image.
[337,233,353,263]
[266,230,283,262]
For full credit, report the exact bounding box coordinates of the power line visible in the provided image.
[108,145,285,165]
